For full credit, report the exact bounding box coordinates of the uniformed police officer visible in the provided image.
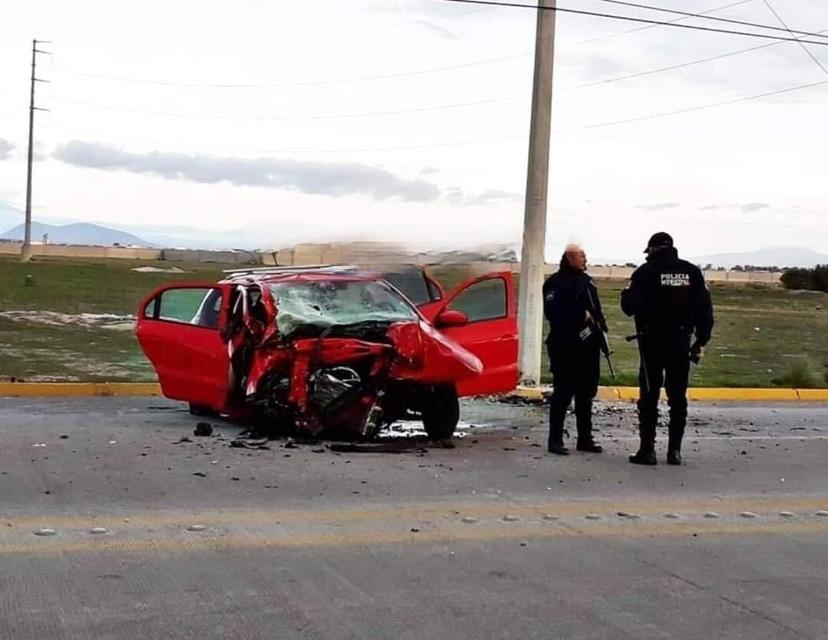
[543,244,607,456]
[621,232,714,466]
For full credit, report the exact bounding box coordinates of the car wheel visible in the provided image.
[421,384,459,440]
[188,403,218,418]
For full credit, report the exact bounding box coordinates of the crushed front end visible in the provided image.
[223,275,480,439]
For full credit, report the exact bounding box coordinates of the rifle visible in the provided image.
[586,289,615,379]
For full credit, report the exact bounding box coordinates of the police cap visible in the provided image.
[644,231,674,253]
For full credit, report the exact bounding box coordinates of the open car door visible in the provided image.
[136,283,230,412]
[434,271,518,397]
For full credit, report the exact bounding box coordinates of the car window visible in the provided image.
[149,288,221,328]
[380,268,433,306]
[269,279,417,336]
[448,278,507,323]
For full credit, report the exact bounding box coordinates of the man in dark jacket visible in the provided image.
[621,232,714,466]
[543,244,607,455]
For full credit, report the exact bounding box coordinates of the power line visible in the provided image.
[51,51,530,88]
[594,0,828,41]
[563,0,752,47]
[441,0,828,46]
[560,29,828,90]
[560,79,828,132]
[48,76,826,156]
[50,93,527,121]
[51,19,828,124]
[46,122,528,154]
[760,0,828,76]
[48,0,753,89]
[53,6,490,52]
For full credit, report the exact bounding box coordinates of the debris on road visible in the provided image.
[230,437,271,450]
[194,422,214,437]
[328,441,426,454]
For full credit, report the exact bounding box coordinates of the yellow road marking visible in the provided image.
[1,520,825,557]
[3,496,827,532]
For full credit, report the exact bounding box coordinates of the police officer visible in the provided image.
[621,232,714,466]
[544,244,606,455]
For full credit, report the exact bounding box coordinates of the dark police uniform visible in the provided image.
[621,236,714,465]
[543,260,607,454]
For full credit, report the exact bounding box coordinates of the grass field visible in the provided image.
[1,256,826,387]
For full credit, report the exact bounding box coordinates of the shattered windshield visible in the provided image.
[269,279,418,337]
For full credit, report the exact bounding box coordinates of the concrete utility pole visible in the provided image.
[517,0,557,387]
[22,39,50,262]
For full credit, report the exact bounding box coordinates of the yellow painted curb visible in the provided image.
[1,383,826,402]
[797,389,828,402]
[0,383,161,397]
[511,386,827,403]
[688,388,799,402]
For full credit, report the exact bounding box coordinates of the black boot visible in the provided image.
[548,388,571,456]
[548,424,569,455]
[667,423,684,466]
[549,443,570,455]
[574,395,601,453]
[576,439,603,453]
[630,423,656,465]
[629,450,657,465]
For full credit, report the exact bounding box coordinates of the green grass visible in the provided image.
[1,257,826,387]
[0,256,229,382]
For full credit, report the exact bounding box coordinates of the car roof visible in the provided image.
[220,265,386,286]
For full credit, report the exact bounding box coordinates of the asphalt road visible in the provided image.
[1,397,827,639]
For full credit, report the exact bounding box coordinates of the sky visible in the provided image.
[0,0,826,260]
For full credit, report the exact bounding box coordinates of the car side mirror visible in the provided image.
[436,309,468,328]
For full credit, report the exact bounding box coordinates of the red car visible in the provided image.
[136,265,518,439]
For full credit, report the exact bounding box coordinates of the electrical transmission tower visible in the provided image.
[22,38,51,262]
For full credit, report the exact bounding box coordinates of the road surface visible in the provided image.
[1,397,826,639]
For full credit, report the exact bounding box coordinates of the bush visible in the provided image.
[771,359,825,388]
[813,265,828,292]
[781,267,815,290]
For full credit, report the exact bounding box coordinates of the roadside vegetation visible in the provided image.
[781,265,828,293]
[0,256,826,387]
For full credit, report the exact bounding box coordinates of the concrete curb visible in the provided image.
[0,383,161,397]
[514,385,828,403]
[0,383,826,402]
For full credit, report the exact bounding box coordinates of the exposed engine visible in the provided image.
[308,367,361,413]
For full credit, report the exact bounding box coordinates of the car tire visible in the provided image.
[421,384,459,440]
[188,403,218,418]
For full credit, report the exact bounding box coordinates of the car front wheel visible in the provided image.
[421,384,459,440]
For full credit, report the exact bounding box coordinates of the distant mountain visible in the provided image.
[689,247,828,269]
[0,201,22,232]
[1,222,152,247]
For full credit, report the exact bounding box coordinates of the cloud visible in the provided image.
[444,187,522,207]
[739,202,771,213]
[636,203,680,211]
[0,138,14,161]
[463,189,522,207]
[700,205,720,210]
[415,18,459,39]
[53,140,441,202]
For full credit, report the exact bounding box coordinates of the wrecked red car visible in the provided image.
[136,265,518,439]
